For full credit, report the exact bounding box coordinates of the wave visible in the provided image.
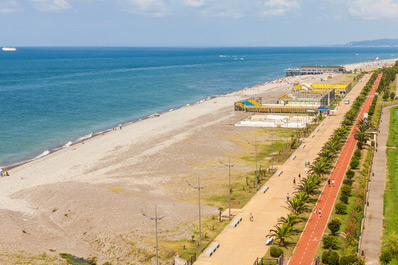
[35,150,50,159]
[77,133,93,142]
[63,141,72,147]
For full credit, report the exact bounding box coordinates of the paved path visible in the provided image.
[193,74,372,265]
[288,73,382,265]
[360,104,397,264]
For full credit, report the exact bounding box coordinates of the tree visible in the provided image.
[328,217,342,234]
[391,92,396,100]
[285,197,307,215]
[267,223,295,247]
[354,130,370,150]
[278,213,300,228]
[310,158,331,179]
[296,177,319,196]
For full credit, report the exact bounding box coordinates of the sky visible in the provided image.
[1,0,398,46]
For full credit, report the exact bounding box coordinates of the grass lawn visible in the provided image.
[383,107,398,238]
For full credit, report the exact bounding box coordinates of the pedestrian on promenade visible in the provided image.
[313,207,317,214]
[298,173,301,180]
[286,193,290,201]
[304,161,307,167]
[308,161,310,166]
[328,179,331,187]
[293,177,296,185]
[249,213,254,222]
[319,209,322,218]
[332,179,335,187]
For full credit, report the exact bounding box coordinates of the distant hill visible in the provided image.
[346,39,398,47]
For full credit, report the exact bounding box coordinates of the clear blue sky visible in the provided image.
[1,0,398,46]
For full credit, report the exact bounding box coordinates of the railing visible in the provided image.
[253,255,283,265]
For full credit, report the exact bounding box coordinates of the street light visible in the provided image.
[263,130,275,172]
[141,205,165,265]
[187,176,206,252]
[247,138,260,191]
[220,157,234,220]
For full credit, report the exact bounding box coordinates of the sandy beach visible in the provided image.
[1,58,396,264]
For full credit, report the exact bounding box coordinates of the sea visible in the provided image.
[2,46,398,168]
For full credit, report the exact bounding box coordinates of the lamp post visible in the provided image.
[141,205,165,265]
[263,130,276,172]
[247,138,260,191]
[187,176,205,252]
[286,118,290,158]
[220,157,234,220]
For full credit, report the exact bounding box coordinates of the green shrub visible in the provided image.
[323,235,339,250]
[340,194,349,204]
[388,259,398,265]
[343,179,354,186]
[328,250,340,265]
[346,169,355,179]
[380,249,392,264]
[270,245,284,258]
[335,202,347,215]
[340,254,363,265]
[350,158,360,169]
[354,149,361,158]
[322,250,330,263]
[328,217,342,234]
[341,184,352,196]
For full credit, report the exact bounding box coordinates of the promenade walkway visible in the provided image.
[288,73,382,265]
[193,74,371,265]
[360,104,397,264]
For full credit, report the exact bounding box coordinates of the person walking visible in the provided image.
[332,179,335,187]
[313,207,317,214]
[328,179,331,187]
[286,193,290,201]
[318,209,322,218]
[293,177,296,185]
[298,173,301,180]
[249,213,254,222]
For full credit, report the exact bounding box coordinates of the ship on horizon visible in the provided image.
[2,47,17,51]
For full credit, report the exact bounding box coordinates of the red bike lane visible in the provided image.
[288,73,382,265]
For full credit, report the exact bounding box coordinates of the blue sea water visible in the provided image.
[1,46,398,167]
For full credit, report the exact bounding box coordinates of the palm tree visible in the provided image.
[354,131,371,149]
[296,177,319,196]
[267,223,295,247]
[357,118,370,130]
[285,197,307,215]
[277,214,300,227]
[309,158,330,179]
[294,191,310,203]
[318,149,335,160]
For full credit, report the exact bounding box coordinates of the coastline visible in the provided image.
[0,58,396,263]
[3,58,397,171]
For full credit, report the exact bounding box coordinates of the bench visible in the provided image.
[229,217,242,228]
[311,134,315,138]
[290,155,296,160]
[316,128,320,132]
[204,242,220,257]
[266,236,274,245]
[321,123,324,127]
[276,170,283,176]
[301,144,306,149]
[260,186,269,193]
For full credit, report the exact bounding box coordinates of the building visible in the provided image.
[285,66,346,76]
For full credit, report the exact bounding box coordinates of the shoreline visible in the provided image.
[3,57,397,171]
[0,58,396,263]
